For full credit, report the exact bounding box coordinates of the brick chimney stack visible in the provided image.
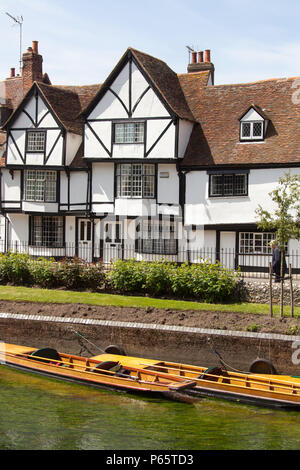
[187,49,215,84]
[22,40,43,93]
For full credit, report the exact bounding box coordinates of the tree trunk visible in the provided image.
[280,251,284,318]
[269,262,273,317]
[289,263,294,318]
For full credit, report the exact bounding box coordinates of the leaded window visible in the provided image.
[25,170,57,202]
[26,131,46,152]
[209,173,248,197]
[30,216,64,247]
[114,122,144,144]
[136,218,177,255]
[240,121,264,141]
[116,164,155,198]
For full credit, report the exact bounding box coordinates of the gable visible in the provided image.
[6,86,64,166]
[87,54,171,120]
[12,92,59,129]
[240,107,265,122]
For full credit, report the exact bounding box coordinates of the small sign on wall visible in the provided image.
[159,171,169,178]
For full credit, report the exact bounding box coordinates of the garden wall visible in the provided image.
[241,279,300,306]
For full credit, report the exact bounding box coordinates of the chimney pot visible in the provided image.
[10,68,15,78]
[204,49,211,62]
[32,41,38,54]
[27,47,33,52]
[198,51,204,63]
[191,51,197,64]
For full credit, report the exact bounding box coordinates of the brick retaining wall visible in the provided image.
[1,313,300,376]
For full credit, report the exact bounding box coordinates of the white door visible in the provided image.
[78,219,93,262]
[220,231,236,270]
[103,221,122,263]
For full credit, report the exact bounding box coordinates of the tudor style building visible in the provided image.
[1,42,300,272]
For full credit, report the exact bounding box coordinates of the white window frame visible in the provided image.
[25,170,57,202]
[116,163,155,199]
[239,232,276,254]
[113,122,145,144]
[240,121,264,141]
[26,130,46,153]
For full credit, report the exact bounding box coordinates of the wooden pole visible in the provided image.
[280,251,284,318]
[269,262,273,317]
[289,264,294,318]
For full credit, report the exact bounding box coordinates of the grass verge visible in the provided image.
[0,285,298,317]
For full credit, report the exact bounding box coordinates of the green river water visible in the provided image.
[0,365,299,451]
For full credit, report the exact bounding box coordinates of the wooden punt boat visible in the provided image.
[0,343,196,400]
[90,352,300,410]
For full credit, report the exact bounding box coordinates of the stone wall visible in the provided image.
[238,279,300,306]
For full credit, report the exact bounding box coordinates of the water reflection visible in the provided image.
[0,365,300,450]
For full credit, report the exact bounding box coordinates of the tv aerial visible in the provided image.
[5,12,24,74]
[186,45,195,63]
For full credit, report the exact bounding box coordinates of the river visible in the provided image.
[0,365,299,450]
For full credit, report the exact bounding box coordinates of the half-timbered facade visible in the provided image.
[1,42,300,272]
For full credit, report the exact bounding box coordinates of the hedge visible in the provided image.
[0,253,240,303]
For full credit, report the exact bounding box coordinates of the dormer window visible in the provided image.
[239,105,268,142]
[241,121,263,140]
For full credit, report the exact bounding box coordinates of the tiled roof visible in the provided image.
[130,48,195,122]
[55,84,102,112]
[180,76,300,167]
[37,82,83,135]
[0,131,6,167]
[69,142,87,168]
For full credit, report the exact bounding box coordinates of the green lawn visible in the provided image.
[0,285,298,317]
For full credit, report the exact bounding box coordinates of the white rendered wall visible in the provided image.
[185,168,300,226]
[70,172,88,205]
[6,93,64,166]
[157,164,179,204]
[178,120,193,158]
[65,216,76,257]
[7,131,25,165]
[2,169,21,206]
[22,202,58,212]
[65,133,82,166]
[92,163,114,203]
[146,119,175,158]
[8,214,28,243]
[115,199,157,217]
[84,59,175,160]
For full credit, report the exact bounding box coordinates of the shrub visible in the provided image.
[143,260,174,296]
[79,262,106,290]
[29,257,57,288]
[0,252,33,285]
[108,259,147,293]
[108,258,239,302]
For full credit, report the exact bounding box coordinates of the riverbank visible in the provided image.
[0,297,300,336]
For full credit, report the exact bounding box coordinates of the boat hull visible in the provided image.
[91,353,300,410]
[0,344,196,400]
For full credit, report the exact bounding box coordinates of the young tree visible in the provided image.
[255,172,300,317]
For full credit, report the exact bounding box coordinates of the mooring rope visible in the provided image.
[69,327,105,353]
[207,337,249,374]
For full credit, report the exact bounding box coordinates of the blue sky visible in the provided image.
[1,0,300,86]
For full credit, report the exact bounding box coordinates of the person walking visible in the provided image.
[270,240,287,283]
